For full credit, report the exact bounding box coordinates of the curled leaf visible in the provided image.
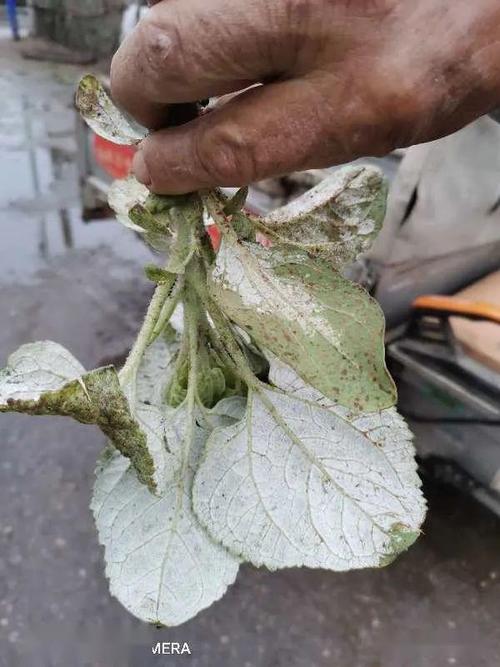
[263,165,387,267]
[210,240,396,412]
[0,342,164,493]
[108,177,151,231]
[193,373,425,571]
[76,74,147,145]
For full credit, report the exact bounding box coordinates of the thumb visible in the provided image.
[132,78,355,194]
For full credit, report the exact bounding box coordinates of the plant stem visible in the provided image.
[119,273,178,395]
[181,283,201,474]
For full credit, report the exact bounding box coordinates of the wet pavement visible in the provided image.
[0,32,500,667]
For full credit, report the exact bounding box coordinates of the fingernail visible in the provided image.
[133,148,152,187]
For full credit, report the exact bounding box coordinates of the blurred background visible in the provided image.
[1,2,500,666]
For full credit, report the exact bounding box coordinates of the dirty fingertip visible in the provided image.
[132,148,152,187]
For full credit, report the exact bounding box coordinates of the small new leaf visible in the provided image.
[108,177,151,232]
[223,187,249,215]
[76,74,147,145]
[144,265,176,285]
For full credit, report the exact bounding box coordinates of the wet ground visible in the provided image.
[0,31,499,667]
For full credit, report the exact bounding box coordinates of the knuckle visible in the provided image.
[134,15,177,99]
[195,124,256,186]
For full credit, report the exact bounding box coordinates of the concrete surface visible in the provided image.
[0,33,499,667]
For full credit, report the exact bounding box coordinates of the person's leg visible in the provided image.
[6,0,20,41]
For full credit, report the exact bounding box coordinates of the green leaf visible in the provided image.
[193,365,425,571]
[223,187,248,215]
[91,403,240,627]
[210,240,396,412]
[144,265,176,285]
[262,165,387,267]
[0,342,166,493]
[76,74,147,145]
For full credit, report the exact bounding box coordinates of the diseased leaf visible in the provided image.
[76,74,147,145]
[0,342,164,492]
[262,165,387,267]
[108,177,151,231]
[210,241,396,412]
[134,336,179,408]
[193,368,425,571]
[0,341,85,400]
[108,178,172,251]
[92,403,240,627]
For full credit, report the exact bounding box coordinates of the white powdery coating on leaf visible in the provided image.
[108,177,150,231]
[76,74,147,146]
[263,164,386,265]
[135,337,179,408]
[92,421,240,626]
[265,166,375,228]
[129,337,181,491]
[0,341,85,405]
[212,241,341,344]
[193,380,426,571]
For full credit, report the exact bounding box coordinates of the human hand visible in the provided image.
[111,0,500,194]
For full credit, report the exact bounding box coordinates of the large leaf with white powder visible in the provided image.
[91,403,240,626]
[193,366,425,571]
[210,242,396,412]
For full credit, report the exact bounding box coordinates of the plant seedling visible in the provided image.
[0,75,426,626]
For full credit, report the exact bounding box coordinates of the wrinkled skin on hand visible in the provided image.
[111,0,500,194]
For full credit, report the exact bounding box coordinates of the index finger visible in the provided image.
[111,0,281,128]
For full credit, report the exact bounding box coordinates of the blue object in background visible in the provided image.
[6,0,20,41]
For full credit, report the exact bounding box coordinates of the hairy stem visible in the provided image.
[119,272,178,397]
[181,284,201,475]
[201,190,237,240]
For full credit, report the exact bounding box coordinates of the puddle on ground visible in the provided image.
[0,33,150,284]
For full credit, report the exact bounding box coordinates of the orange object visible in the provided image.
[412,295,500,325]
[413,273,500,373]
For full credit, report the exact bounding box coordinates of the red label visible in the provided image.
[93,134,135,180]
